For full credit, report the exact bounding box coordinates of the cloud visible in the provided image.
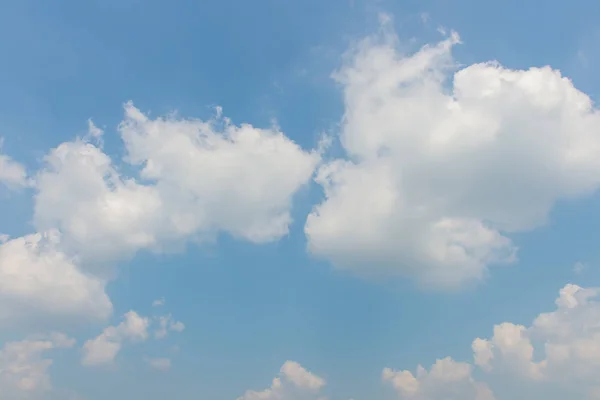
[473,284,600,396]
[0,231,112,326]
[573,261,587,274]
[383,357,495,400]
[152,297,165,307]
[81,311,149,366]
[33,104,319,269]
[0,333,75,398]
[0,139,29,189]
[305,21,600,288]
[384,283,600,399]
[145,357,171,371]
[237,361,327,400]
[154,314,185,339]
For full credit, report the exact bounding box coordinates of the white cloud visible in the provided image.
[145,357,171,371]
[305,21,600,288]
[385,283,600,399]
[473,284,600,396]
[33,104,319,268]
[0,231,112,326]
[0,333,75,398]
[383,357,495,400]
[237,361,327,400]
[154,314,185,339]
[0,139,28,189]
[81,311,149,366]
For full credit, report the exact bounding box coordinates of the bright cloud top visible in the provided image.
[306,21,600,288]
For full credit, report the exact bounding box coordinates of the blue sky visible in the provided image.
[1,1,600,399]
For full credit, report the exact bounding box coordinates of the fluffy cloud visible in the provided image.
[383,357,495,400]
[82,311,149,366]
[305,21,600,288]
[34,104,319,267]
[0,140,28,189]
[237,361,327,400]
[473,284,600,397]
[384,283,600,399]
[0,231,112,326]
[0,333,75,398]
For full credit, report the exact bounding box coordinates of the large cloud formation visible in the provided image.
[305,22,600,288]
[0,104,318,327]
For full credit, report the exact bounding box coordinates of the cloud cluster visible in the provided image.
[0,102,318,328]
[2,15,600,399]
[305,22,600,288]
[241,284,600,400]
[383,283,600,399]
[82,308,185,366]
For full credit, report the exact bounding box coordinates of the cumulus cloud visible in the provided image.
[237,361,327,400]
[81,311,149,366]
[0,140,28,189]
[473,284,600,396]
[383,357,495,400]
[384,283,600,399]
[0,231,112,326]
[305,20,600,288]
[33,104,319,268]
[0,333,75,398]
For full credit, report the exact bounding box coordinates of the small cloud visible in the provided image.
[574,261,588,274]
[152,297,165,307]
[420,12,430,24]
[145,357,171,371]
[154,315,185,339]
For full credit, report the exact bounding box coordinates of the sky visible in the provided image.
[1,0,600,399]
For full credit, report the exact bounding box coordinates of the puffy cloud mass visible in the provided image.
[237,361,327,400]
[383,283,600,399]
[0,231,112,326]
[34,105,319,267]
[305,22,600,288]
